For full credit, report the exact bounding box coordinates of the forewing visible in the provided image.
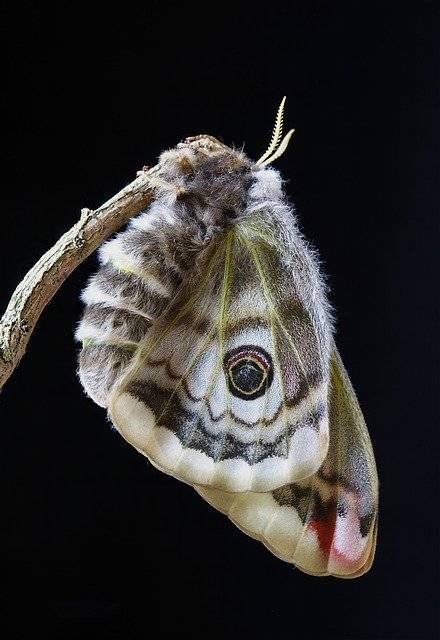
[197,347,379,577]
[109,224,330,492]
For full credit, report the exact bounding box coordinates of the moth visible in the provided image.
[76,99,378,578]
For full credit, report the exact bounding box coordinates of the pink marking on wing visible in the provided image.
[332,518,366,562]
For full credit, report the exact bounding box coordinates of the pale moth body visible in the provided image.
[76,104,378,578]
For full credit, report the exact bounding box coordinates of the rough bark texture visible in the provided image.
[0,163,164,391]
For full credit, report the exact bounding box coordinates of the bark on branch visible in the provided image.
[0,163,162,391]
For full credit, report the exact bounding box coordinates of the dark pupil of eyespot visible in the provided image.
[230,359,265,393]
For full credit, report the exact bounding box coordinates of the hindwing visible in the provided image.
[197,348,379,577]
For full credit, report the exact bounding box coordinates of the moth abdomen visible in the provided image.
[76,203,194,406]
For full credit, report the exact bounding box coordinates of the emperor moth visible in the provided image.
[76,99,378,577]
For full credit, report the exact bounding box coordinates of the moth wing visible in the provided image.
[197,347,379,577]
[109,225,330,493]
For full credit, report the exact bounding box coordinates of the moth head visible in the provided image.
[152,99,293,241]
[156,137,254,235]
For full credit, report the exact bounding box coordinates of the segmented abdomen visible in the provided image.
[76,201,201,408]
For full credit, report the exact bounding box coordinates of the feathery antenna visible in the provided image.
[256,97,295,167]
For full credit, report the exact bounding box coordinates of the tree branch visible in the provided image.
[0,163,162,391]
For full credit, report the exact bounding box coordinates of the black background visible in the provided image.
[1,2,438,639]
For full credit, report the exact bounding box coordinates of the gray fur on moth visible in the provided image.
[76,135,332,409]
